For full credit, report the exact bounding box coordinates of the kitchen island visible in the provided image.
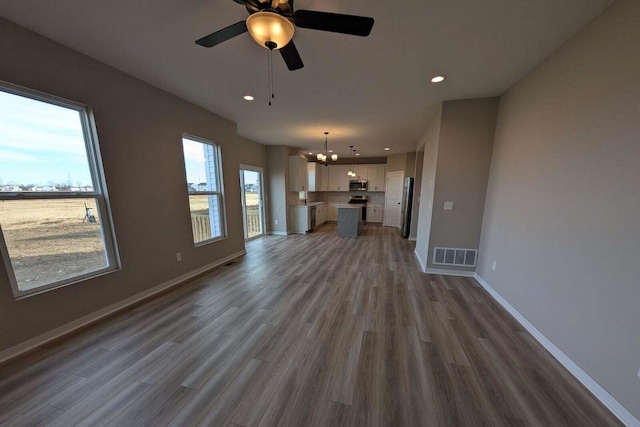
[337,206,362,237]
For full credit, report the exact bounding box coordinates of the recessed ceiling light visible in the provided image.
[355,153,360,156]
[384,147,390,151]
[243,95,254,101]
[329,149,333,153]
[430,75,445,83]
[308,152,313,155]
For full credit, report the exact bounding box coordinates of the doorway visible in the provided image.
[239,165,265,240]
[384,171,404,228]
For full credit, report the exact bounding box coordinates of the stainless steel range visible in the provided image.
[347,195,368,222]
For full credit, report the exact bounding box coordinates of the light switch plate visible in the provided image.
[444,201,454,211]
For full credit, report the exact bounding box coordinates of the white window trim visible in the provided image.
[0,81,120,299]
[182,133,228,245]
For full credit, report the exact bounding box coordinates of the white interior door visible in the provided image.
[384,171,404,228]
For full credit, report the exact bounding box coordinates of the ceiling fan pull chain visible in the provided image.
[271,57,275,101]
[270,48,275,102]
[267,49,272,106]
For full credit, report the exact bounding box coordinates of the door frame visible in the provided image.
[239,164,266,241]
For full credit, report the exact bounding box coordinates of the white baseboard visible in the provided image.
[0,250,247,365]
[414,249,427,272]
[268,231,287,236]
[473,273,639,427]
[425,267,475,277]
[408,236,417,241]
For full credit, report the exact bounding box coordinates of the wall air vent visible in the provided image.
[433,247,477,267]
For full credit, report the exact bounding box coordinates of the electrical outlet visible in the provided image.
[274,219,279,225]
[176,252,182,262]
[444,201,454,211]
[492,261,497,271]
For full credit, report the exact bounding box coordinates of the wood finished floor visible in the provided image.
[0,224,621,426]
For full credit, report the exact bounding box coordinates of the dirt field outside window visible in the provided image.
[0,198,107,291]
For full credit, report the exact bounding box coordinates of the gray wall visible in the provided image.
[0,18,266,353]
[386,153,407,172]
[414,105,442,269]
[409,148,424,239]
[427,98,498,270]
[266,146,288,234]
[387,152,416,179]
[477,0,640,418]
[405,152,416,178]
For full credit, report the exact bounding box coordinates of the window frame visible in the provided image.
[0,80,120,299]
[182,134,228,245]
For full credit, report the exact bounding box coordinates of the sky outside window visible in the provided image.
[0,90,92,188]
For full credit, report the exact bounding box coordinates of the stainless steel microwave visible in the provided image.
[349,180,368,191]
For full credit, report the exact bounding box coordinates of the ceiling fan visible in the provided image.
[195,0,375,71]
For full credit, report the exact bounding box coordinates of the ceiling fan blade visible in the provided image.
[280,41,304,71]
[195,21,248,48]
[291,10,374,37]
[232,0,262,7]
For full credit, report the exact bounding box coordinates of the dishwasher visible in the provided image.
[309,205,316,231]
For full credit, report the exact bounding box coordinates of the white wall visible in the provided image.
[478,0,640,419]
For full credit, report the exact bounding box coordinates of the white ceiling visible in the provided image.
[0,0,613,158]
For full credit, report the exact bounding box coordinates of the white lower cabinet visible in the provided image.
[327,203,338,221]
[316,204,327,225]
[366,204,384,223]
[290,206,309,233]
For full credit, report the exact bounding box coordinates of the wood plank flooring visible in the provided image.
[0,224,622,426]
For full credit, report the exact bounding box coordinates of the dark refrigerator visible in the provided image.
[401,177,414,238]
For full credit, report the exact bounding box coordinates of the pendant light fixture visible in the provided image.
[347,146,355,177]
[317,132,338,166]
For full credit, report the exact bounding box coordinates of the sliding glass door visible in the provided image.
[239,166,265,240]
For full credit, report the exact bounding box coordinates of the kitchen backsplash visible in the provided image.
[290,191,385,205]
[317,192,385,204]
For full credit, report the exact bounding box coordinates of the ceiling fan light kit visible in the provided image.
[246,11,295,50]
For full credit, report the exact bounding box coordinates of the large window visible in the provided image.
[182,135,226,244]
[0,82,118,298]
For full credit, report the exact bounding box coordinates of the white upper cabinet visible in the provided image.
[306,162,387,192]
[367,164,387,192]
[327,165,350,191]
[319,164,329,191]
[289,156,309,191]
[353,165,368,180]
[307,162,326,192]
